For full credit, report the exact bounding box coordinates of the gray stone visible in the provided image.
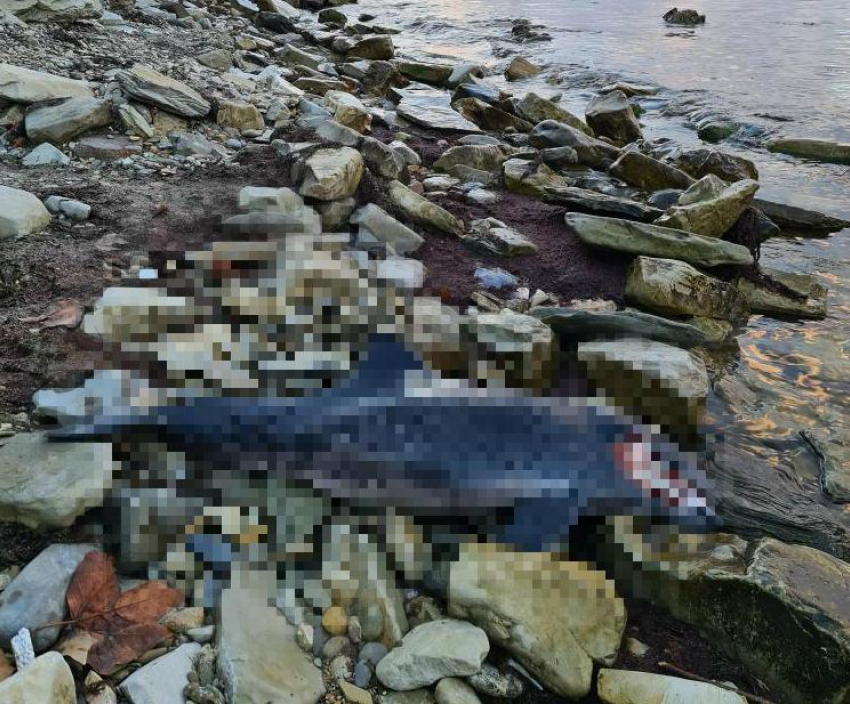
[197,48,232,71]
[299,147,364,201]
[397,95,481,133]
[315,119,362,147]
[358,642,388,666]
[387,180,463,236]
[25,97,112,145]
[377,257,426,290]
[462,217,538,256]
[0,544,97,651]
[752,198,849,234]
[397,61,452,86]
[515,92,593,136]
[466,664,523,699]
[504,56,540,81]
[375,619,489,690]
[566,213,754,267]
[597,670,745,704]
[354,661,373,688]
[0,651,75,703]
[436,678,482,704]
[121,643,201,704]
[671,145,758,183]
[22,142,69,166]
[543,186,661,222]
[237,186,304,214]
[609,150,695,191]
[767,137,850,165]
[803,428,850,502]
[326,90,371,133]
[74,135,141,160]
[0,185,52,237]
[503,158,568,198]
[44,195,90,221]
[316,197,356,230]
[0,64,93,104]
[0,0,101,21]
[390,140,421,166]
[116,64,210,118]
[361,136,406,179]
[118,103,155,139]
[585,90,642,146]
[540,145,579,169]
[170,130,216,156]
[279,45,324,71]
[351,203,424,255]
[434,144,520,174]
[529,120,620,169]
[452,98,534,133]
[348,35,394,60]
[735,268,827,320]
[656,178,759,238]
[381,690,436,704]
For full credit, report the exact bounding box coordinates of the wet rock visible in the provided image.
[609,150,694,191]
[0,543,97,651]
[351,203,424,255]
[503,158,568,198]
[348,35,394,60]
[449,543,624,700]
[452,97,534,133]
[360,136,406,179]
[436,678,482,704]
[626,256,750,322]
[396,94,481,133]
[318,6,346,25]
[540,145,579,169]
[504,56,540,81]
[216,100,264,131]
[655,178,759,238]
[326,90,372,133]
[0,64,93,103]
[452,81,502,106]
[531,307,709,348]
[197,48,233,71]
[375,619,489,690]
[767,137,850,165]
[462,217,538,256]
[121,643,200,704]
[0,651,75,703]
[515,92,592,136]
[362,61,405,97]
[397,61,453,86]
[25,97,112,145]
[0,184,52,237]
[446,63,486,89]
[597,670,744,703]
[803,428,850,502]
[663,7,706,25]
[752,198,849,234]
[74,135,142,159]
[387,180,463,235]
[698,120,739,143]
[299,146,364,201]
[466,663,523,699]
[567,213,754,267]
[585,90,642,146]
[217,581,325,704]
[671,145,758,182]
[543,186,662,222]
[116,64,210,119]
[735,268,828,320]
[22,142,70,166]
[529,120,620,169]
[434,144,520,173]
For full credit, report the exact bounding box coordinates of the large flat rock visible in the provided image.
[25,97,112,145]
[116,64,210,118]
[397,94,481,133]
[0,63,93,103]
[0,0,101,21]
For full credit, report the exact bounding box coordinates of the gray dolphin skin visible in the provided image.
[51,336,714,552]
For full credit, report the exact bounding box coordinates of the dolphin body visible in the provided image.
[51,336,713,553]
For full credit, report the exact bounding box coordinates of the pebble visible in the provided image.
[297,622,315,652]
[436,677,483,704]
[348,615,363,644]
[466,663,524,699]
[187,625,215,644]
[330,654,355,681]
[353,660,372,687]
[323,606,349,636]
[324,635,355,660]
[11,627,34,669]
[357,601,384,642]
[358,641,388,668]
[474,267,518,290]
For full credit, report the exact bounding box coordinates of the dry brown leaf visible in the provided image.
[112,581,183,626]
[66,552,121,634]
[87,623,171,676]
[19,299,84,331]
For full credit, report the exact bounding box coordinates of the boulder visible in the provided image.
[503,159,568,198]
[197,48,233,71]
[609,150,694,191]
[0,651,75,703]
[0,0,102,21]
[117,103,154,139]
[0,543,97,651]
[397,61,453,86]
[24,97,112,145]
[396,95,480,133]
[0,63,93,103]
[752,198,849,234]
[116,64,210,118]
[377,257,426,290]
[671,146,758,182]
[375,619,489,690]
[566,213,754,267]
[218,580,325,704]
[767,137,850,165]
[540,145,579,169]
[462,218,538,256]
[74,135,142,160]
[529,120,620,169]
[735,268,828,320]
[279,45,324,71]
[504,56,540,81]
[362,61,405,97]
[121,643,201,704]
[299,147,364,201]
[315,119,362,147]
[216,100,264,131]
[351,203,424,255]
[543,186,662,222]
[597,670,745,704]
[663,7,706,25]
[435,678,481,704]
[387,180,463,236]
[655,178,759,238]
[434,144,520,174]
[515,92,593,136]
[452,97,534,133]
[625,256,750,322]
[238,186,304,214]
[22,142,69,166]
[585,91,642,146]
[360,137,406,179]
[0,185,52,237]
[348,35,394,60]
[326,90,371,133]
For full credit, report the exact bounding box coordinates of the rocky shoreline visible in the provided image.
[0,1,849,703]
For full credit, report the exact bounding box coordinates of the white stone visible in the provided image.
[0,651,75,703]
[120,643,201,704]
[0,63,93,103]
[22,143,70,167]
[597,669,747,704]
[0,185,52,238]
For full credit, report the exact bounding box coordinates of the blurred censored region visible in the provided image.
[50,185,714,616]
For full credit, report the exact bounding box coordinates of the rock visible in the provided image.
[354,661,373,688]
[216,100,264,131]
[515,92,593,136]
[197,48,232,71]
[585,91,642,146]
[188,625,215,644]
[449,543,624,700]
[424,175,460,192]
[169,131,217,157]
[116,64,210,119]
[318,6,346,24]
[299,147,364,201]
[120,643,200,704]
[360,137,406,179]
[529,120,620,169]
[348,35,394,60]
[452,98,534,133]
[295,78,351,96]
[217,581,325,704]
[540,146,579,169]
[735,269,828,320]
[317,197,357,230]
[361,61,405,97]
[279,44,324,71]
[377,257,426,290]
[117,103,154,139]
[767,137,850,165]
[397,61,453,86]
[698,120,739,143]
[625,256,750,322]
[390,140,421,166]
[566,213,754,267]
[160,606,204,633]
[752,198,849,234]
[672,146,758,183]
[543,186,662,222]
[326,90,371,133]
[0,0,101,21]
[340,680,373,704]
[315,119,362,147]
[238,186,304,214]
[0,651,75,703]
[25,97,112,145]
[462,217,538,256]
[530,307,709,347]
[74,135,142,160]
[466,663,523,699]
[43,195,90,221]
[397,95,481,133]
[323,606,349,636]
[434,144,520,174]
[446,63,485,89]
[0,64,92,104]
[0,185,52,237]
[474,267,517,290]
[375,619,489,690]
[325,635,355,661]
[359,641,388,666]
[503,158,567,198]
[466,188,497,205]
[504,56,540,81]
[597,670,744,703]
[331,654,355,681]
[451,81,503,106]
[436,678,482,704]
[381,690,437,704]
[387,180,463,236]
[803,428,850,502]
[609,151,694,191]
[0,544,97,651]
[601,82,659,97]
[655,178,759,238]
[663,7,706,25]
[351,203,424,255]
[22,143,69,166]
